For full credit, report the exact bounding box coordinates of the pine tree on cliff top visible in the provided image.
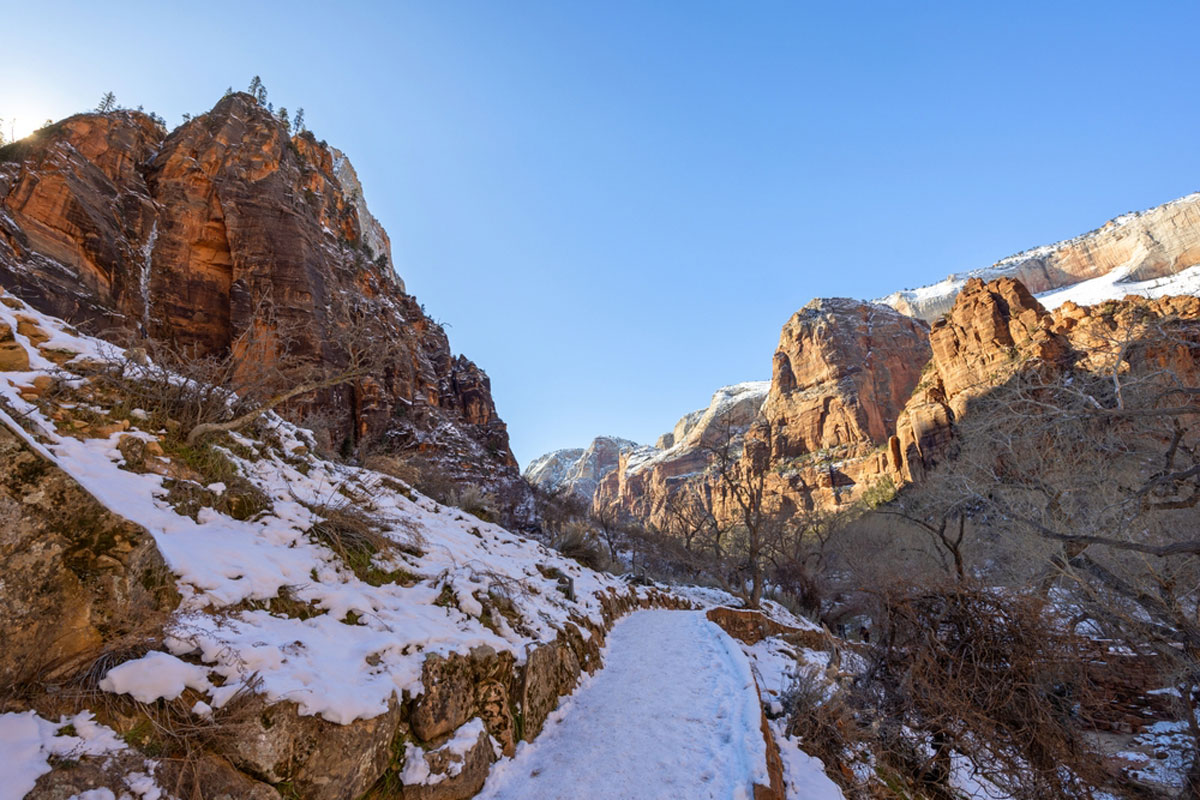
[292,108,305,132]
[95,92,117,113]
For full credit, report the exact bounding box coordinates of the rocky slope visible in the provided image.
[0,94,529,522]
[0,294,696,799]
[879,191,1200,322]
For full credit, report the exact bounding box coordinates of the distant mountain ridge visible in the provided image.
[877,191,1200,321]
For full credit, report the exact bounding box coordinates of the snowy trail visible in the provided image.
[478,609,769,800]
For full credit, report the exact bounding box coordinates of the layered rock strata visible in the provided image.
[580,301,930,529]
[0,95,527,520]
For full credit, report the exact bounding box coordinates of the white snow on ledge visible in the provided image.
[1034,263,1200,310]
[98,650,214,704]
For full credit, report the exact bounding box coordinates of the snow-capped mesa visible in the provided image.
[878,191,1200,321]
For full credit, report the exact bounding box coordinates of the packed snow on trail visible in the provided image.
[478,609,844,800]
[477,610,768,800]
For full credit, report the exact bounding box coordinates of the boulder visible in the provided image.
[400,724,497,800]
[222,697,403,800]
[0,322,30,370]
[0,419,177,687]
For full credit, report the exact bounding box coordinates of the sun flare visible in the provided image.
[1,107,49,143]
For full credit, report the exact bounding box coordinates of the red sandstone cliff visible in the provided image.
[585,300,931,529]
[0,94,528,519]
[891,276,1200,483]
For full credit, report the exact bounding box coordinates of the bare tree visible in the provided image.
[907,306,1200,787]
[705,420,776,607]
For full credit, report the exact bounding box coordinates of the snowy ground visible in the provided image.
[1035,263,1200,310]
[478,609,844,800]
[477,610,769,800]
[0,291,636,727]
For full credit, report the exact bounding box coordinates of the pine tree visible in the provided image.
[278,107,290,133]
[96,92,117,113]
[292,108,305,132]
[248,74,269,107]
[224,87,234,98]
[181,113,192,124]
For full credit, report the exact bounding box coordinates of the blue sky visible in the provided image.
[3,2,1199,466]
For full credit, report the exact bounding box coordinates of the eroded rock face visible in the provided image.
[880,192,1200,321]
[892,277,1070,481]
[587,301,930,527]
[766,299,929,457]
[223,697,403,800]
[0,95,529,522]
[887,277,1200,483]
[592,382,769,527]
[741,299,931,512]
[410,647,516,746]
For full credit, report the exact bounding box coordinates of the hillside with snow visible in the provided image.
[0,291,847,800]
[878,191,1200,321]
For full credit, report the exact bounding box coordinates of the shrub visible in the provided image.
[552,521,608,571]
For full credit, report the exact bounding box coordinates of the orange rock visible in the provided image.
[0,323,30,371]
[15,316,49,346]
[893,278,1200,483]
[0,94,530,524]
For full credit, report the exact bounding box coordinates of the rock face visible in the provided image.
[892,277,1070,481]
[879,192,1200,322]
[762,298,929,461]
[523,435,640,503]
[592,382,769,527]
[543,302,932,529]
[890,277,1200,483]
[0,420,178,690]
[734,300,929,516]
[0,95,529,521]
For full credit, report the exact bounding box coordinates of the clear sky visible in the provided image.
[3,1,1199,466]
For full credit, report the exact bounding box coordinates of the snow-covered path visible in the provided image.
[478,609,769,800]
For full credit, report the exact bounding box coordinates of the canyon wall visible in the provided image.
[892,276,1200,483]
[531,302,930,530]
[0,94,530,521]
